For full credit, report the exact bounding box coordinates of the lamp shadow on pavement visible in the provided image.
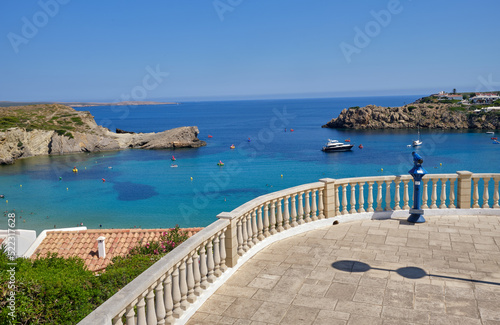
[331,260,500,286]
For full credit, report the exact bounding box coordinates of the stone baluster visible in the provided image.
[376,181,383,212]
[367,182,374,212]
[192,252,201,297]
[298,192,305,224]
[440,178,448,209]
[136,291,147,325]
[263,203,271,237]
[421,179,429,209]
[394,179,401,210]
[270,200,278,234]
[179,259,188,311]
[384,181,392,211]
[112,310,125,325]
[163,271,174,324]
[172,265,182,318]
[491,177,500,208]
[257,206,265,240]
[358,182,366,212]
[291,194,298,227]
[402,180,410,210]
[207,240,215,283]
[246,213,254,248]
[284,196,292,228]
[305,191,312,222]
[236,220,244,256]
[242,215,249,251]
[430,180,438,209]
[335,186,341,215]
[277,198,285,231]
[318,189,325,219]
[311,190,318,221]
[341,185,348,215]
[146,286,157,325]
[350,184,357,214]
[472,178,480,208]
[483,178,490,208]
[186,254,196,303]
[493,176,500,208]
[213,236,221,277]
[199,245,208,289]
[155,278,166,325]
[220,232,227,272]
[251,209,258,244]
[125,304,136,325]
[449,178,456,208]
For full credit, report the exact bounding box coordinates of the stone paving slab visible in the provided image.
[187,215,500,324]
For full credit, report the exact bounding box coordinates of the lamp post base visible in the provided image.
[407,214,425,223]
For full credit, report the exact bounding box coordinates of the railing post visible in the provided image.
[217,212,239,268]
[456,171,473,209]
[320,178,336,218]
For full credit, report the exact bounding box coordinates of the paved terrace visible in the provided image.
[188,215,500,325]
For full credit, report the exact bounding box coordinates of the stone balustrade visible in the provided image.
[79,171,500,325]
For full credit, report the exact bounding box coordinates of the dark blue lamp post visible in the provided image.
[408,152,427,223]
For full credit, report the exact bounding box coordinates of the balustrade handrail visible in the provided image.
[229,181,323,216]
[79,171,500,325]
[80,218,229,324]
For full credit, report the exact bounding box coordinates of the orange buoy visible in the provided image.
[102,178,106,182]
[345,139,350,142]
[208,135,213,138]
[290,129,294,132]
[358,144,363,149]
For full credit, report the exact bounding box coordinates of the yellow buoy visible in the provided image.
[6,200,8,204]
[281,174,283,178]
[381,168,383,172]
[20,184,22,187]
[66,188,69,191]
[440,163,442,166]
[190,177,193,181]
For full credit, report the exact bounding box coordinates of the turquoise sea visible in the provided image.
[1,96,499,234]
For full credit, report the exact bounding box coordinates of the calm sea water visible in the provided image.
[1,96,499,234]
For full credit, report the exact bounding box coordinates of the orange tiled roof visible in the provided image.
[0,237,4,246]
[31,228,203,272]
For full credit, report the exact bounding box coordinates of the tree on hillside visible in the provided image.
[452,88,456,94]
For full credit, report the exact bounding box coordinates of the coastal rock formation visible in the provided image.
[0,104,205,164]
[322,103,500,129]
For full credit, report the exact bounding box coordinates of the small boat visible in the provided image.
[358,144,363,149]
[208,135,213,138]
[170,164,178,168]
[322,139,354,152]
[493,140,500,144]
[171,156,176,161]
[345,139,351,142]
[0,195,4,198]
[248,138,251,142]
[412,139,422,147]
[486,131,495,134]
[491,137,497,140]
[230,144,235,149]
[217,160,224,166]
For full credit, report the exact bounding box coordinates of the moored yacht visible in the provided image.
[322,139,354,152]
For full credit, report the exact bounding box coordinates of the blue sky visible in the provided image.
[1,0,499,102]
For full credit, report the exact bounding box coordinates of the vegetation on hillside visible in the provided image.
[0,104,93,137]
[0,226,189,324]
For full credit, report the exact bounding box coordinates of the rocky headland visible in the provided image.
[322,103,500,129]
[0,104,205,165]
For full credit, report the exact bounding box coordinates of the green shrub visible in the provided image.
[0,226,191,324]
[348,106,360,110]
[427,105,434,108]
[70,117,84,125]
[17,141,23,147]
[448,106,466,112]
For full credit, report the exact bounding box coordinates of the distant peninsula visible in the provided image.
[323,93,500,130]
[0,101,177,108]
[0,104,205,165]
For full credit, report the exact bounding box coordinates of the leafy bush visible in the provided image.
[407,106,417,112]
[129,225,189,256]
[70,117,84,125]
[427,105,434,108]
[448,106,466,112]
[0,226,190,324]
[348,106,360,110]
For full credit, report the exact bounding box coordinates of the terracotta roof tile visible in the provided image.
[30,227,203,272]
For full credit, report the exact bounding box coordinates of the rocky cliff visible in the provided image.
[0,104,205,164]
[322,103,500,130]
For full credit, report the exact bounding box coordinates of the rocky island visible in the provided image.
[323,102,500,130]
[0,104,205,164]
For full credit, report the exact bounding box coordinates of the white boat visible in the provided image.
[322,139,354,152]
[486,131,495,134]
[412,122,422,147]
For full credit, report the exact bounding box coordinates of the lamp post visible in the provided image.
[408,152,427,223]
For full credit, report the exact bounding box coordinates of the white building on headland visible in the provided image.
[470,93,500,105]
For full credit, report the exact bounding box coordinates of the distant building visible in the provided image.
[434,92,463,101]
[470,93,500,104]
